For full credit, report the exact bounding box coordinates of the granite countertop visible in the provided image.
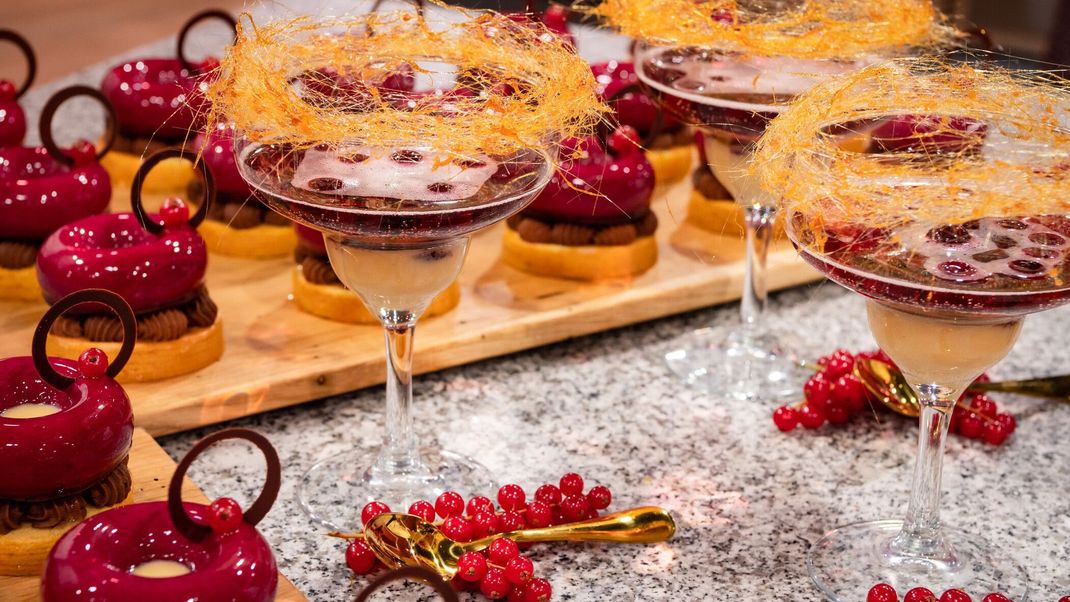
[16,3,1070,600]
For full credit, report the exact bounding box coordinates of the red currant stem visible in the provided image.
[791,399,808,410]
[801,362,822,372]
[327,530,365,540]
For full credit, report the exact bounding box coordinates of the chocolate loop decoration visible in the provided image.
[38,85,118,165]
[167,428,281,542]
[354,567,459,602]
[32,289,137,389]
[132,148,214,234]
[604,82,664,149]
[177,9,237,73]
[0,29,37,98]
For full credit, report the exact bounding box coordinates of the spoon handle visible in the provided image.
[971,375,1070,400]
[470,506,675,549]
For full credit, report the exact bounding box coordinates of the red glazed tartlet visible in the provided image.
[0,86,115,301]
[41,428,281,602]
[0,290,136,576]
[192,121,296,258]
[502,127,658,280]
[37,149,224,382]
[98,10,235,193]
[593,60,693,185]
[291,223,460,324]
[0,29,36,147]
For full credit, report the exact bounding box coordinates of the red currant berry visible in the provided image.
[970,395,998,419]
[981,594,1013,602]
[974,372,991,383]
[467,495,496,516]
[504,555,534,585]
[452,575,476,592]
[345,539,377,574]
[408,500,436,522]
[875,349,895,366]
[1060,597,1070,602]
[824,349,855,379]
[525,500,553,528]
[471,510,499,538]
[77,347,110,378]
[949,405,967,434]
[559,494,590,522]
[772,405,799,432]
[207,497,243,533]
[559,473,584,496]
[982,420,1010,446]
[67,140,97,165]
[827,402,851,425]
[435,491,465,518]
[834,373,867,413]
[905,587,937,602]
[197,56,221,74]
[939,590,972,602]
[508,587,526,602]
[587,485,612,510]
[498,484,527,511]
[456,551,488,582]
[543,4,568,25]
[799,404,826,429]
[498,510,525,533]
[487,537,520,564]
[608,125,640,156]
[480,567,512,599]
[534,484,562,506]
[996,413,1016,434]
[360,501,391,526]
[525,578,553,602]
[958,413,984,439]
[867,583,898,602]
[804,373,832,412]
[441,516,474,542]
[0,80,16,100]
[159,197,190,229]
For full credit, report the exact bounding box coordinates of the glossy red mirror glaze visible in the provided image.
[0,95,26,146]
[0,356,132,501]
[592,60,678,136]
[100,58,209,139]
[41,502,278,602]
[294,222,326,253]
[0,146,111,240]
[192,122,248,195]
[36,212,207,312]
[524,135,654,224]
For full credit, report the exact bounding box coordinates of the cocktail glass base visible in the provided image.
[808,519,1029,601]
[665,326,805,402]
[297,446,497,531]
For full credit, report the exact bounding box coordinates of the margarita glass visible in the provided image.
[239,136,552,529]
[635,43,864,400]
[759,61,1070,600]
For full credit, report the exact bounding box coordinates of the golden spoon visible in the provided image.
[363,506,675,579]
[854,358,1070,418]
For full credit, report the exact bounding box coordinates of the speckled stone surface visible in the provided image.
[17,5,1070,601]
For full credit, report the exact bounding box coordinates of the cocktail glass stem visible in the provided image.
[740,204,776,334]
[372,322,430,479]
[890,382,958,559]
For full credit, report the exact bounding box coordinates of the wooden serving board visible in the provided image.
[0,429,307,602]
[0,173,820,436]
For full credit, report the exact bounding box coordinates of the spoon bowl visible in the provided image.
[364,506,676,579]
[854,358,1070,419]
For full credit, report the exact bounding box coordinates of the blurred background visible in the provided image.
[1,0,1068,85]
